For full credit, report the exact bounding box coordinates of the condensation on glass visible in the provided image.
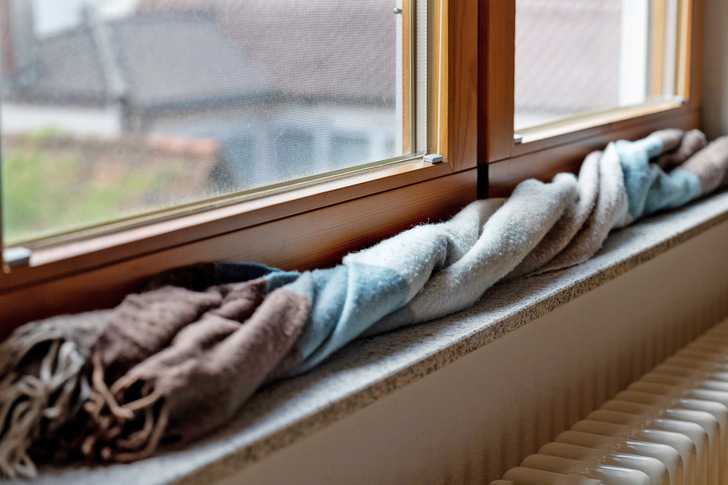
[515,0,680,131]
[0,0,412,245]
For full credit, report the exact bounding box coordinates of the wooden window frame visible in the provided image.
[0,0,479,333]
[0,0,702,335]
[484,0,703,197]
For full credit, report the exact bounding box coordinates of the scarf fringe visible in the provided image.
[81,359,166,463]
[0,338,85,478]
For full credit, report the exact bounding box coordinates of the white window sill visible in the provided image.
[13,189,728,485]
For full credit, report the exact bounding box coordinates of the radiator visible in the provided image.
[495,318,728,485]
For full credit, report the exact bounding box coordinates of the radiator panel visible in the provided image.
[498,319,728,485]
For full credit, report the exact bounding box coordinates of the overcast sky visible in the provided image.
[32,0,138,37]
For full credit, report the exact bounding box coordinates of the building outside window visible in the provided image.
[1,0,407,245]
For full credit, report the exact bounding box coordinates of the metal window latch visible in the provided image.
[514,134,524,144]
[393,7,402,14]
[4,247,31,269]
[423,153,443,164]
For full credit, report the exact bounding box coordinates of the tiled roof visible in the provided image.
[12,26,108,105]
[9,15,274,109]
[10,1,397,109]
[138,0,397,104]
[109,16,273,110]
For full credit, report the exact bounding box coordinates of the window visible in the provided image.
[484,0,699,197]
[514,0,681,131]
[1,0,415,245]
[0,0,698,332]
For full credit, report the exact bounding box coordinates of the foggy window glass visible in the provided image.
[515,0,679,130]
[1,0,404,245]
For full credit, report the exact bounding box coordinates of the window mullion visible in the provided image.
[485,0,516,163]
[444,0,479,171]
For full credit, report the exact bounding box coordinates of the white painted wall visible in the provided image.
[0,103,121,138]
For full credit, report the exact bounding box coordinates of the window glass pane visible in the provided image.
[515,0,679,131]
[274,129,316,184]
[330,133,371,170]
[1,0,407,245]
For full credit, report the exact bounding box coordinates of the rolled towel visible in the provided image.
[0,263,294,476]
[507,152,599,278]
[276,198,506,375]
[363,173,578,336]
[655,129,708,172]
[537,140,628,273]
[676,135,728,195]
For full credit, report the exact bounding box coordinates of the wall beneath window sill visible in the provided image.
[14,190,728,485]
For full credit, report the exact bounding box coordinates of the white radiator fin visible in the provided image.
[496,319,728,485]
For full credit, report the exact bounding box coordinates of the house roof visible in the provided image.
[8,15,274,110]
[12,26,109,105]
[8,0,397,109]
[137,0,397,104]
[109,16,273,110]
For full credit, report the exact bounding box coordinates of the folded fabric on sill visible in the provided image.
[1,129,727,478]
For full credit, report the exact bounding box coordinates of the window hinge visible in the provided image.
[3,247,31,269]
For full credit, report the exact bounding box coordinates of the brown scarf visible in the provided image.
[0,279,309,476]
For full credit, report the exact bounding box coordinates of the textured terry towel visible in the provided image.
[655,128,708,171]
[527,129,709,275]
[273,197,507,375]
[616,130,697,226]
[676,135,728,195]
[507,151,600,278]
[360,175,578,337]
